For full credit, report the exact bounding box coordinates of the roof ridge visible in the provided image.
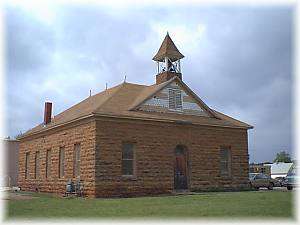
[176,80,218,118]
[52,97,91,120]
[123,82,149,87]
[129,77,177,110]
[52,84,121,120]
[91,82,126,113]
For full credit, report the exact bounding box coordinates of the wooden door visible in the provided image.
[174,148,188,190]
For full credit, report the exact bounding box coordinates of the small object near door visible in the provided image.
[174,147,188,190]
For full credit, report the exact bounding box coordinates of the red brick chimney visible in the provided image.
[44,102,52,125]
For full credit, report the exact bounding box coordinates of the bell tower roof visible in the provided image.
[152,32,184,62]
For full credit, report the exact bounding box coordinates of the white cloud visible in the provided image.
[133,21,206,60]
[6,0,59,25]
[151,22,206,51]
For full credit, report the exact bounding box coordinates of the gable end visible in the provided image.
[136,80,211,117]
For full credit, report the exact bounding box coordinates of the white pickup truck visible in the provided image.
[286,165,299,190]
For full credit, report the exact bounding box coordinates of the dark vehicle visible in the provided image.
[249,173,276,190]
[286,165,298,190]
[282,177,288,187]
[275,177,286,187]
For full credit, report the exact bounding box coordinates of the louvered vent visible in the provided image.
[168,88,182,110]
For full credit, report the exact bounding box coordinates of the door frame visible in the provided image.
[173,145,190,191]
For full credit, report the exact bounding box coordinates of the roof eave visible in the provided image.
[152,53,185,62]
[18,114,95,140]
[18,110,251,141]
[93,112,251,130]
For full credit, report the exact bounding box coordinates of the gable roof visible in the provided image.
[20,79,253,139]
[152,33,184,62]
[129,76,217,118]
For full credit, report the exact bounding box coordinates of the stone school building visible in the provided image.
[18,33,253,197]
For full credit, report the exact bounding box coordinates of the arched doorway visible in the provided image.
[174,145,189,190]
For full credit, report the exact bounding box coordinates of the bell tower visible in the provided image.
[153,32,184,84]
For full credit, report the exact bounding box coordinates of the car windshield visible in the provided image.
[249,174,256,179]
[288,167,296,176]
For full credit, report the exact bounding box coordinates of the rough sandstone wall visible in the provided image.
[18,119,96,197]
[95,118,249,197]
[18,116,249,198]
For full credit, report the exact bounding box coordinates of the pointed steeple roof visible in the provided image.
[152,32,184,62]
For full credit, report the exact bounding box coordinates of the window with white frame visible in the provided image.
[168,88,182,110]
[73,143,81,178]
[34,151,40,179]
[59,147,65,178]
[46,149,51,178]
[220,147,231,176]
[25,152,30,179]
[122,143,135,176]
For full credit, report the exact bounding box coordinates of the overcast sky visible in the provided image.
[3,2,293,163]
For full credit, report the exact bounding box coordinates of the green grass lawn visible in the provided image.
[5,190,294,219]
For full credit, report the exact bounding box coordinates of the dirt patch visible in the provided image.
[2,192,39,200]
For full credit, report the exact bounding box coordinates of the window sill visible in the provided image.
[121,175,137,181]
[219,175,232,180]
[58,178,66,182]
[168,108,183,112]
[25,179,42,181]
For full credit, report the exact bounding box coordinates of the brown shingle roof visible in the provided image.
[22,83,123,136]
[152,33,184,62]
[21,79,253,138]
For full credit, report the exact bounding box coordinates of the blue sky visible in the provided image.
[4,2,293,163]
